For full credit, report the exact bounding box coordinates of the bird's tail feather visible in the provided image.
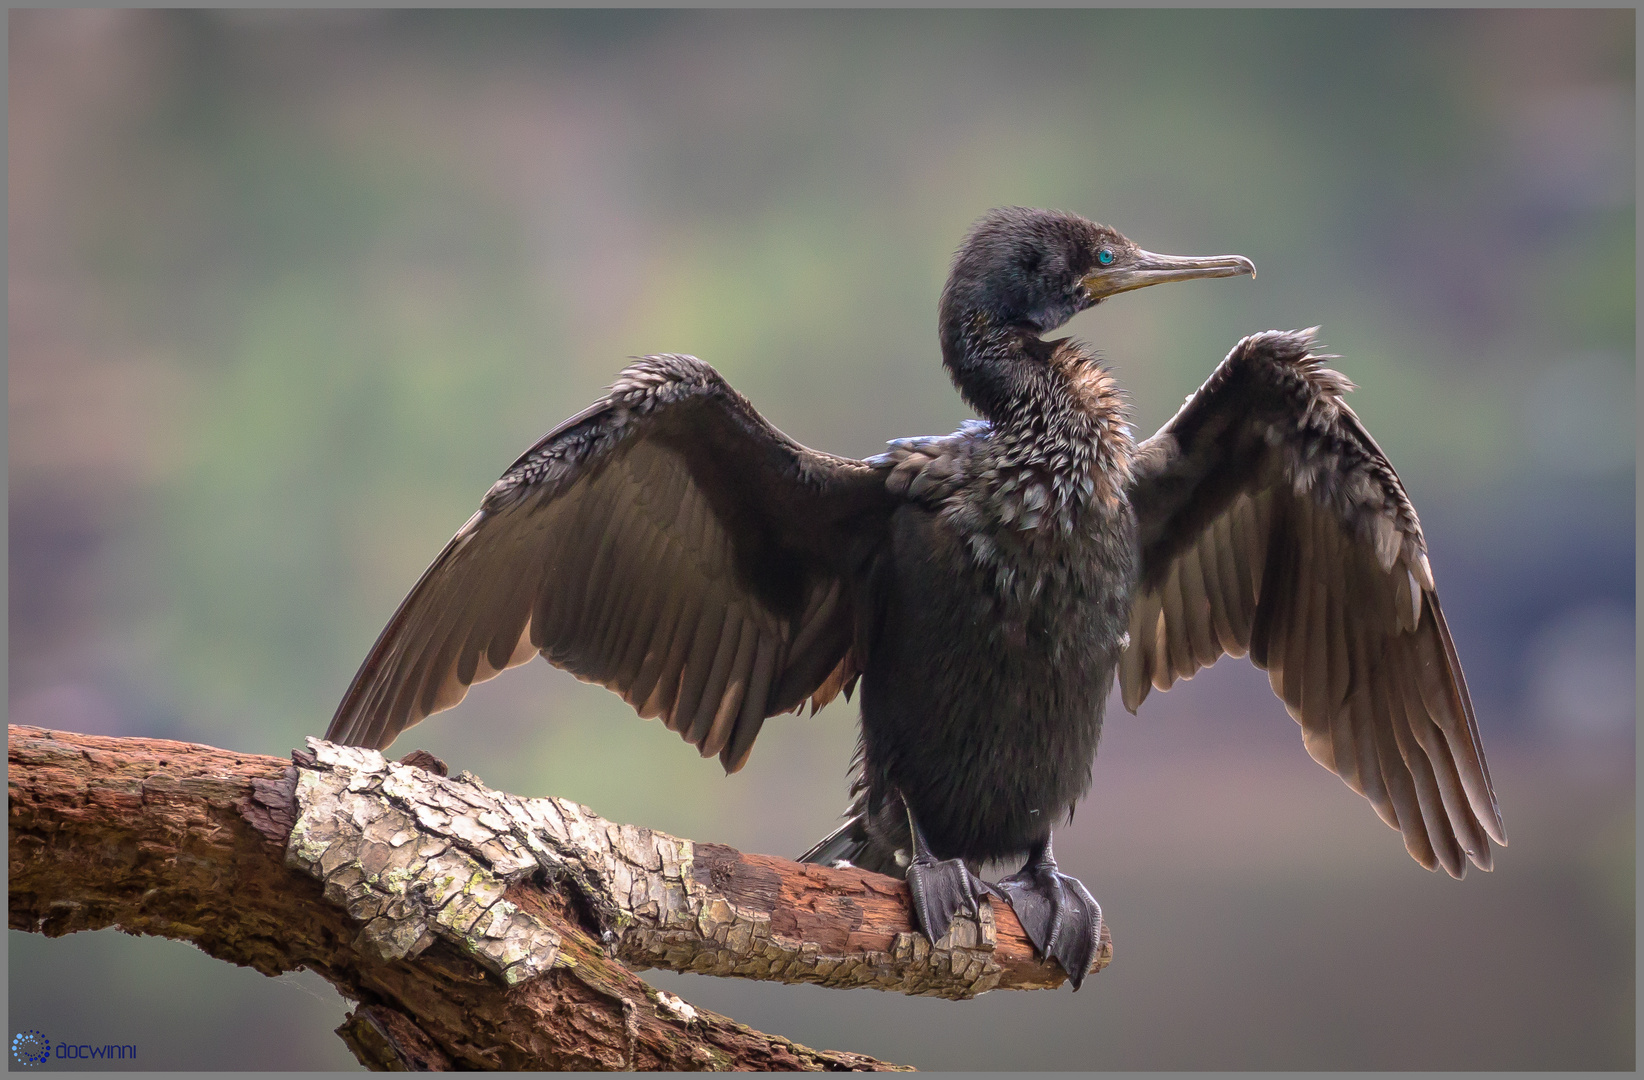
[797,815,868,867]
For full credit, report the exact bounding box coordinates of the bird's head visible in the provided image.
[942,207,1255,335]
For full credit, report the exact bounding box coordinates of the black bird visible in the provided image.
[327,207,1506,988]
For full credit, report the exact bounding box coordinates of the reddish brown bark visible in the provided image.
[9,725,1107,1069]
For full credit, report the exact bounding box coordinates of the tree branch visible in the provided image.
[9,725,1110,1070]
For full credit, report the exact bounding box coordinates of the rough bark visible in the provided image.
[9,725,1110,1070]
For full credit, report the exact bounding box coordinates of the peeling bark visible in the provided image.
[10,725,1110,1070]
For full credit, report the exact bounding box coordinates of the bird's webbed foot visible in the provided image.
[992,834,1103,990]
[903,812,990,947]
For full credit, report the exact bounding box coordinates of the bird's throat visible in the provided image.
[941,311,1127,439]
[940,312,1135,537]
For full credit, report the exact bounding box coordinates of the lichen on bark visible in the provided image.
[286,738,1079,1000]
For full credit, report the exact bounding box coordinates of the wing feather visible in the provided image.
[673,595,732,738]
[1123,328,1504,876]
[699,615,757,756]
[788,578,842,665]
[528,506,574,650]
[654,596,712,729]
[625,574,690,718]
[1383,643,1464,877]
[570,487,634,659]
[775,579,852,713]
[726,631,782,772]
[1118,607,1150,711]
[1178,544,1220,670]
[609,547,670,693]
[1368,640,1437,870]
[596,513,671,682]
[697,610,752,749]
[1197,515,1240,655]
[327,354,894,771]
[1227,495,1259,620]
[1397,635,1492,871]
[1424,594,1506,844]
[1299,501,1337,771]
[548,475,619,659]
[1281,498,1313,736]
[1217,503,1255,652]
[1323,528,1359,794]
[1345,618,1398,830]
[1161,560,1194,684]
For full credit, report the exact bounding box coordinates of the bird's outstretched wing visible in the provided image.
[327,354,891,772]
[1120,329,1506,877]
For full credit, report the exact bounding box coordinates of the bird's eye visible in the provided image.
[1097,247,1115,266]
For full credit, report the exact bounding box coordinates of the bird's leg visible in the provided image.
[992,833,1103,990]
[903,806,990,947]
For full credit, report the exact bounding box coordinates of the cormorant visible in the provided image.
[327,207,1506,989]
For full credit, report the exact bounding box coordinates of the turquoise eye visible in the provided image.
[1097,247,1115,265]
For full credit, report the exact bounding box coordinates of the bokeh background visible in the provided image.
[8,9,1634,1071]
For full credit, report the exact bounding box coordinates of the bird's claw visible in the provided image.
[905,854,987,945]
[995,862,1103,990]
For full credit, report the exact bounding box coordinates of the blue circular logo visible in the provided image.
[12,1030,50,1066]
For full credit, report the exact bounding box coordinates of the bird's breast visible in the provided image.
[944,443,1138,612]
[861,477,1137,859]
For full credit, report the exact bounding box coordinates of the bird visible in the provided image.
[326,206,1506,990]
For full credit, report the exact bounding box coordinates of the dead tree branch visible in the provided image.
[9,724,1109,1070]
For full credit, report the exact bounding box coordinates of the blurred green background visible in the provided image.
[8,9,1633,1070]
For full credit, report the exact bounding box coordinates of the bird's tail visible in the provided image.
[797,815,870,868]
[798,794,913,878]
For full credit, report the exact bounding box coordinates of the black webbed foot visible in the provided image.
[993,835,1103,990]
[907,856,987,944]
[903,809,989,945]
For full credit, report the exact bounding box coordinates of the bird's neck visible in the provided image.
[941,309,1126,440]
[940,307,1135,508]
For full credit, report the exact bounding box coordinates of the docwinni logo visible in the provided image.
[12,1032,139,1065]
[12,1031,51,1066]
[54,1041,139,1062]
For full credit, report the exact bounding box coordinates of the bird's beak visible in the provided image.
[1083,249,1256,300]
